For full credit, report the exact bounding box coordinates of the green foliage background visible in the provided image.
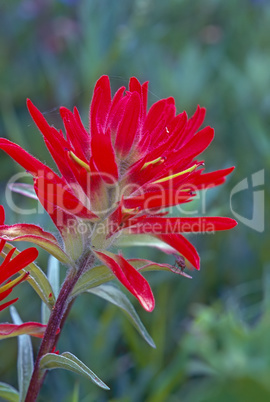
[0,0,269,401]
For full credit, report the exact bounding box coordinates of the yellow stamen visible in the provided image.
[152,164,198,184]
[69,151,90,172]
[141,157,163,170]
[122,206,140,215]
[0,273,27,294]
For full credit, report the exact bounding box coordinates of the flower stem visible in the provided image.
[25,252,94,402]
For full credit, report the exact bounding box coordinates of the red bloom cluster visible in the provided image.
[0,206,38,312]
[0,76,237,311]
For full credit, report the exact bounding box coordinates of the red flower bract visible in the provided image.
[0,205,38,312]
[0,76,237,311]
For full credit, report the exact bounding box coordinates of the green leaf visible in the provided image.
[71,264,114,298]
[0,382,19,402]
[88,284,156,348]
[39,352,109,390]
[42,256,60,324]
[2,243,56,308]
[10,307,34,402]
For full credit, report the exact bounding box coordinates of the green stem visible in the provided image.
[25,252,94,402]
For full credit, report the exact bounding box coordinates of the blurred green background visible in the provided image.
[0,0,269,401]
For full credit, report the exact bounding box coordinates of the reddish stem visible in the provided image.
[25,252,94,402]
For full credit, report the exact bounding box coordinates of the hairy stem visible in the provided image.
[25,252,94,402]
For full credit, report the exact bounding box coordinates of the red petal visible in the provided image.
[0,273,28,301]
[0,298,18,312]
[169,126,215,166]
[0,287,13,302]
[0,139,50,176]
[26,100,78,184]
[191,166,235,189]
[90,75,112,132]
[74,106,91,155]
[60,106,90,161]
[115,91,141,157]
[156,234,200,270]
[91,129,118,182]
[0,247,38,283]
[129,77,148,121]
[143,98,174,136]
[0,247,16,268]
[34,176,97,220]
[95,251,155,312]
[107,86,126,132]
[179,105,206,146]
[142,98,176,149]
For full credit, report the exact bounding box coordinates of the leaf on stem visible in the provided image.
[39,352,109,390]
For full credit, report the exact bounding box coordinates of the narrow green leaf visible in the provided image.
[0,382,19,402]
[89,284,156,348]
[10,307,34,402]
[47,255,60,298]
[71,264,114,298]
[39,352,109,390]
[42,256,60,324]
[2,243,56,308]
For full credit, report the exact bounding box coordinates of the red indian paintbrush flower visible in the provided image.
[0,205,39,312]
[0,76,237,311]
[0,205,47,340]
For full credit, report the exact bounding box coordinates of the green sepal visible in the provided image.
[39,352,109,390]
